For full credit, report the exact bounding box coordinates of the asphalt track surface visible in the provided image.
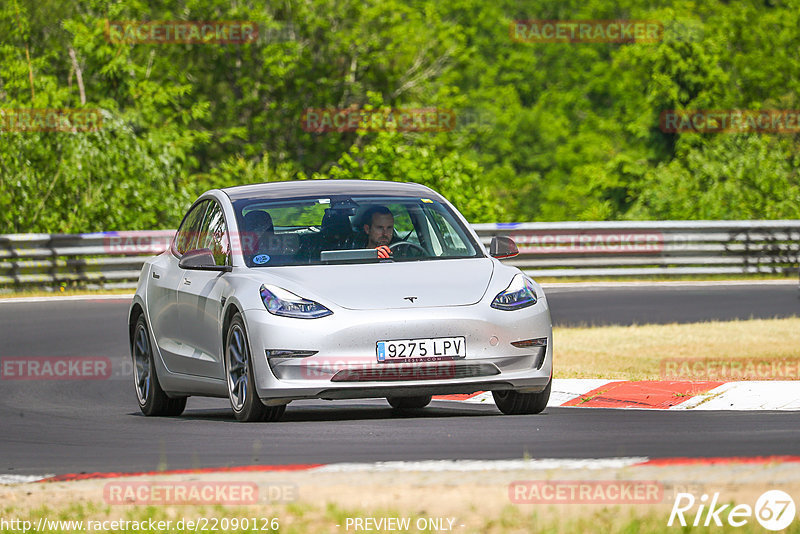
[1,283,799,477]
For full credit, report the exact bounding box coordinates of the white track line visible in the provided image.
[0,474,52,485]
[313,458,649,473]
[438,380,800,411]
[548,379,615,406]
[438,379,614,406]
[672,382,800,411]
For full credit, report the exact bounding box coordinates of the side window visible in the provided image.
[424,215,444,255]
[426,207,472,256]
[404,207,426,246]
[429,210,457,250]
[196,202,230,266]
[174,201,210,255]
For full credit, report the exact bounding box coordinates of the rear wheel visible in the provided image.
[225,313,285,422]
[492,380,551,415]
[132,315,187,416]
[387,395,432,410]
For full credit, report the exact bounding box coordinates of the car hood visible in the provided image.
[263,258,495,310]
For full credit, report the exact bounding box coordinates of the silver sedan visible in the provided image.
[128,180,552,422]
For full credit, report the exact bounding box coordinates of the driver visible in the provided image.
[360,205,395,258]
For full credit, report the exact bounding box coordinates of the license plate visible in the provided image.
[376,336,466,363]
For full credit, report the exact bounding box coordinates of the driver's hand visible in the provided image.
[376,245,392,259]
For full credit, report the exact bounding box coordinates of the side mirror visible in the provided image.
[179,248,232,272]
[489,236,519,258]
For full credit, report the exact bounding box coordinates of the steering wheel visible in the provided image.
[389,241,427,257]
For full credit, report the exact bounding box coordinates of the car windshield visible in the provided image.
[231,195,483,267]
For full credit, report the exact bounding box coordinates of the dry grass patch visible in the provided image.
[5,465,800,534]
[553,317,800,380]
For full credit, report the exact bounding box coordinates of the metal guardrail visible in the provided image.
[473,220,800,278]
[0,231,174,290]
[1,221,799,290]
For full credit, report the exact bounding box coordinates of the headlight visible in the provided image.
[491,274,538,310]
[260,284,332,319]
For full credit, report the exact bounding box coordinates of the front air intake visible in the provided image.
[330,363,500,382]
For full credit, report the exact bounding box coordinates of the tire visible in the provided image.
[131,315,187,417]
[492,380,551,415]
[387,395,432,410]
[225,313,286,422]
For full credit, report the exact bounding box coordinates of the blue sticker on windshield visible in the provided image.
[253,254,270,265]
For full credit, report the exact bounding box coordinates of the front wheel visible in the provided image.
[225,313,285,422]
[387,395,432,410]
[131,315,187,416]
[492,380,551,415]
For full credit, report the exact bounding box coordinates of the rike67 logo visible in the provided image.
[669,490,796,531]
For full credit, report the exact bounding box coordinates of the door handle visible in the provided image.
[183,277,191,285]
[152,271,160,279]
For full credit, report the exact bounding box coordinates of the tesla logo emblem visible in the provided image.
[403,296,418,303]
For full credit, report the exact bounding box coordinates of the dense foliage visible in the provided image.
[1,0,799,233]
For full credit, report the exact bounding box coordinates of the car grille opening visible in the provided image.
[330,363,500,382]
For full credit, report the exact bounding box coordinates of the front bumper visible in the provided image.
[243,299,553,402]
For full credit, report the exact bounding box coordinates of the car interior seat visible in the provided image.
[242,210,274,256]
[320,209,354,248]
[297,209,355,262]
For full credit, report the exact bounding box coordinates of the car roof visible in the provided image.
[221,179,442,201]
